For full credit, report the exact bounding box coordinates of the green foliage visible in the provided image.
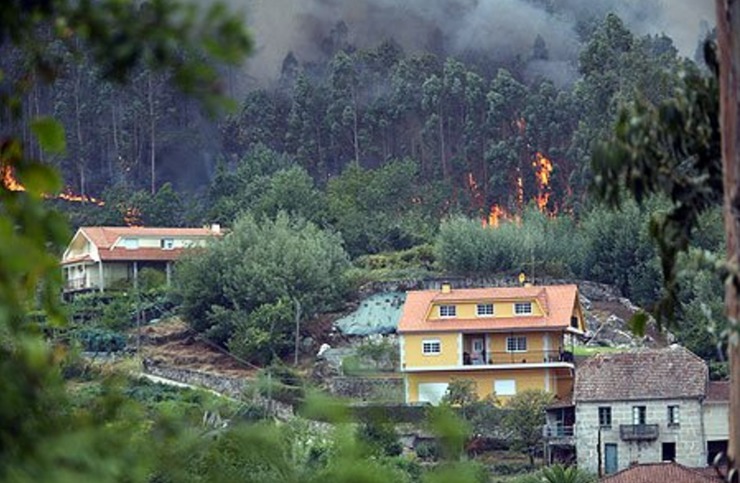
[175,211,350,355]
[503,390,554,466]
[72,327,126,353]
[229,298,294,365]
[591,57,720,325]
[357,419,403,457]
[354,336,398,372]
[435,208,582,279]
[514,464,596,483]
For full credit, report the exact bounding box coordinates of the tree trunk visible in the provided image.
[716,1,740,480]
[148,72,156,195]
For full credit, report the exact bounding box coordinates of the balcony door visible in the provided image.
[471,338,485,364]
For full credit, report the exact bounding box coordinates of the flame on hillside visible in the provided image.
[483,151,558,227]
[533,152,554,212]
[2,164,105,206]
[124,206,142,226]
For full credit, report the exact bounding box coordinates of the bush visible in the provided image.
[73,327,126,353]
[415,440,441,460]
[358,420,403,457]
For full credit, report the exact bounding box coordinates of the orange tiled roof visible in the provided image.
[397,284,579,333]
[600,462,721,482]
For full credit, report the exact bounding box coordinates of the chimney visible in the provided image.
[441,282,451,294]
[210,223,221,235]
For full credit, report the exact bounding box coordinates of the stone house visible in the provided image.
[571,346,727,476]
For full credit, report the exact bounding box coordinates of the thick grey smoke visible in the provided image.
[238,0,714,86]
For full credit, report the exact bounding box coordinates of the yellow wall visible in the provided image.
[405,331,568,368]
[403,333,459,368]
[407,368,553,403]
[428,299,544,320]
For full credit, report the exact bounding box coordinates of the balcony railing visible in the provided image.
[543,424,575,441]
[462,349,574,366]
[619,424,659,441]
[64,278,88,291]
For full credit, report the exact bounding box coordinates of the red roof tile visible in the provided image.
[600,462,721,482]
[79,226,218,250]
[706,381,729,402]
[575,346,707,402]
[397,284,580,333]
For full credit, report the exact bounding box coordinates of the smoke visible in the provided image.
[238,0,715,85]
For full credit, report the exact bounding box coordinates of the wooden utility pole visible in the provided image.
[716,2,740,480]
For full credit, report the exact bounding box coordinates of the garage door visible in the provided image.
[418,382,449,404]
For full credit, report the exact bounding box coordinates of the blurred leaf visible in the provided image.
[30,117,66,154]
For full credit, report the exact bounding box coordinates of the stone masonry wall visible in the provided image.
[576,399,705,474]
[142,362,294,419]
[327,376,404,402]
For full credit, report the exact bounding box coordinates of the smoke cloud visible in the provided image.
[238,0,715,85]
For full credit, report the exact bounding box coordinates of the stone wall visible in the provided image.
[327,375,404,402]
[575,398,705,474]
[142,362,294,419]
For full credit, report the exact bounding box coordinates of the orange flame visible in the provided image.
[533,152,554,212]
[2,164,105,206]
[486,204,507,227]
[124,206,142,227]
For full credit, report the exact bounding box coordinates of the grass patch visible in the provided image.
[572,345,629,356]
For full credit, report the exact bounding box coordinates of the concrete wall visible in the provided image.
[703,402,729,442]
[575,398,705,474]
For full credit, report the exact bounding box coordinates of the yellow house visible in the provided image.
[397,283,585,404]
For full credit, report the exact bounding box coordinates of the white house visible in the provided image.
[61,225,221,293]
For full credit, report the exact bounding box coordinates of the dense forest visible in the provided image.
[0,1,731,482]
[0,8,726,367]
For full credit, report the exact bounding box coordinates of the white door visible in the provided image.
[418,383,449,404]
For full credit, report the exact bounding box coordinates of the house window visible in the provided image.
[122,238,139,249]
[599,407,612,429]
[514,302,532,315]
[422,339,441,355]
[570,316,579,328]
[439,305,456,318]
[632,406,647,425]
[476,303,494,316]
[506,336,527,352]
[668,405,680,427]
[160,238,175,250]
[494,379,516,396]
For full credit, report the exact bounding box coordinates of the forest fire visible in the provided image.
[533,152,554,212]
[483,151,557,227]
[1,164,105,206]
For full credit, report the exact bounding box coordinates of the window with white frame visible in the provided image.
[599,407,612,429]
[494,379,516,396]
[422,339,441,355]
[160,238,175,249]
[439,305,456,318]
[514,302,532,315]
[668,405,680,427]
[476,303,494,316]
[506,336,527,352]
